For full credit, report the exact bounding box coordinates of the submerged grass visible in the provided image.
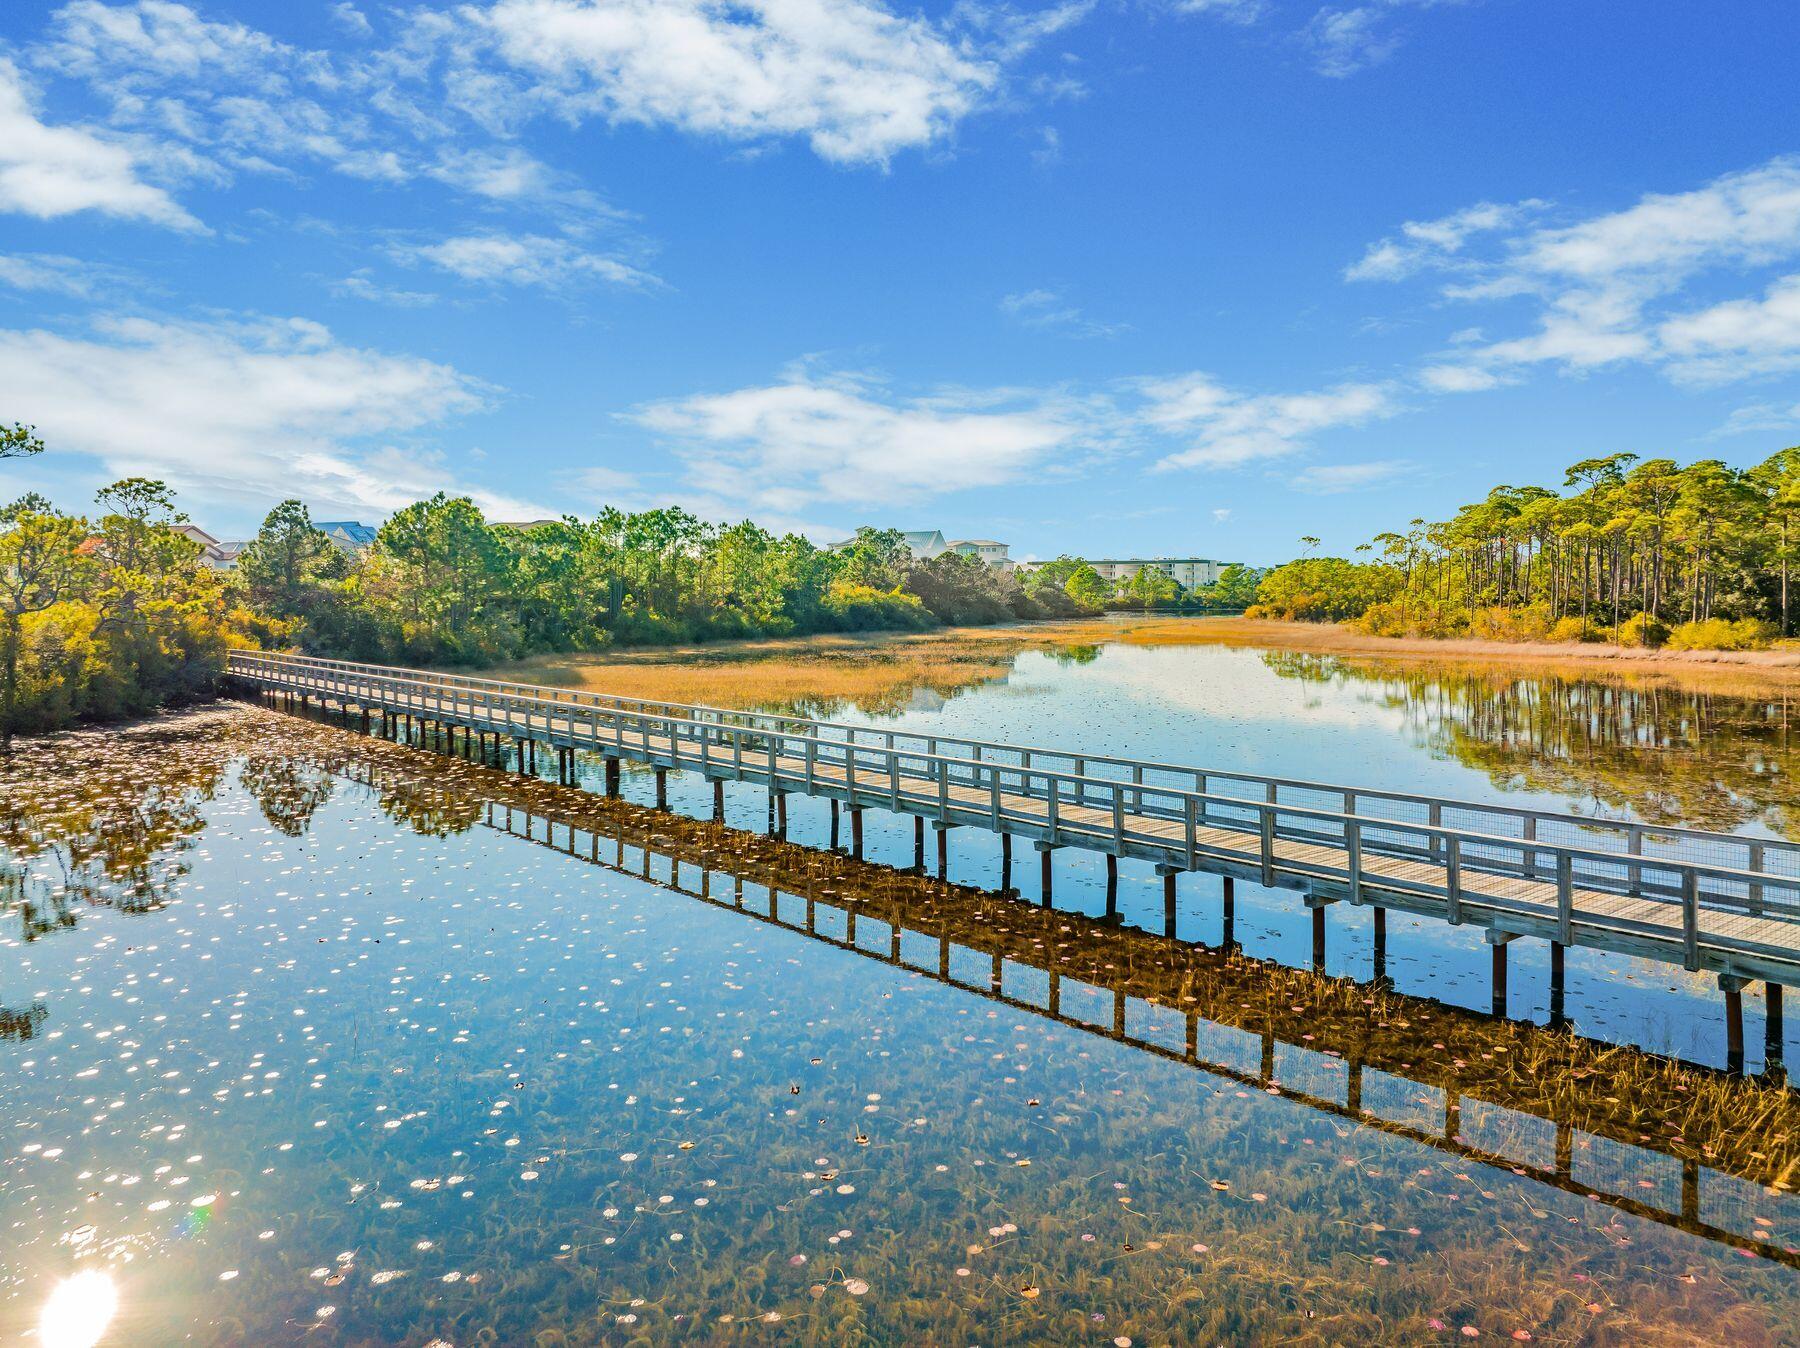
[5,702,1799,1346]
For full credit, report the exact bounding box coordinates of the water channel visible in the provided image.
[2,636,1796,1344]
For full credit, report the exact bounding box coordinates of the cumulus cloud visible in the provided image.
[0,57,200,229]
[1659,273,1800,383]
[466,0,1004,165]
[1357,157,1800,389]
[1140,372,1399,469]
[630,370,1096,513]
[0,312,532,519]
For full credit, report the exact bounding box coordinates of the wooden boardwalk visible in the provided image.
[229,650,1800,1066]
[332,752,1798,1266]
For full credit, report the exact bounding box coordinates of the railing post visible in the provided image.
[1556,853,1573,945]
[1183,794,1196,871]
[1445,833,1462,925]
[1629,825,1644,896]
[1682,869,1700,972]
[1347,820,1362,904]
[1749,842,1765,914]
[1047,776,1060,843]
[1259,804,1274,887]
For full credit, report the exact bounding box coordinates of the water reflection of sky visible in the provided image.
[842,643,1798,835]
[1,695,1796,1344]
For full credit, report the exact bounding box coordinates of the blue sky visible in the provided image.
[1,0,1798,564]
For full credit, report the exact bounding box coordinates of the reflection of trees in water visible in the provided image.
[0,1000,47,1040]
[0,721,233,940]
[372,776,484,837]
[1262,651,1797,834]
[239,753,336,836]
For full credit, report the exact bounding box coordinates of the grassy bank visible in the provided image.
[473,613,1800,717]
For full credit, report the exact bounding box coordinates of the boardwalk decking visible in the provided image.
[228,650,1800,1065]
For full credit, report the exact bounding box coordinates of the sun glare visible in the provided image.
[38,1270,117,1348]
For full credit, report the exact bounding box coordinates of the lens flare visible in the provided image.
[38,1270,117,1348]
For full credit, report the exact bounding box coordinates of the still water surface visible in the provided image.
[2,638,1797,1345]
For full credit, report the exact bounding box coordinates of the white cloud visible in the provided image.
[330,271,439,306]
[1711,399,1800,439]
[1291,458,1413,492]
[1304,1,1469,79]
[467,0,1003,165]
[999,287,1127,338]
[394,232,656,289]
[0,57,199,229]
[1659,272,1800,383]
[0,252,136,298]
[1140,372,1399,469]
[630,371,1095,512]
[0,312,533,520]
[1305,7,1399,78]
[1173,0,1266,22]
[331,3,374,37]
[1415,361,1510,393]
[1357,158,1800,388]
[1346,199,1543,281]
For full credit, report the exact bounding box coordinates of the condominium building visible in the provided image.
[1089,557,1230,591]
[946,539,1012,568]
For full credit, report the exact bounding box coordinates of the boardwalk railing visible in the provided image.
[337,759,1787,1268]
[228,649,1800,992]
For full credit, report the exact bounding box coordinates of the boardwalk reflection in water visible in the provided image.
[1,706,1796,1345]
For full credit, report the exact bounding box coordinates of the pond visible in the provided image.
[1,634,1797,1345]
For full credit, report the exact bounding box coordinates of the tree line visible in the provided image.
[0,462,253,749]
[236,497,1101,662]
[1250,447,1800,650]
[2,422,1270,742]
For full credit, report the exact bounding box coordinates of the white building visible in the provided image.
[175,525,247,570]
[829,529,950,559]
[946,539,1012,568]
[1089,557,1230,591]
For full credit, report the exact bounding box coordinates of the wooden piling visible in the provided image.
[1767,982,1786,1074]
[1725,977,1746,1072]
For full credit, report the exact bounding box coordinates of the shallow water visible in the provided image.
[2,641,1798,1345]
